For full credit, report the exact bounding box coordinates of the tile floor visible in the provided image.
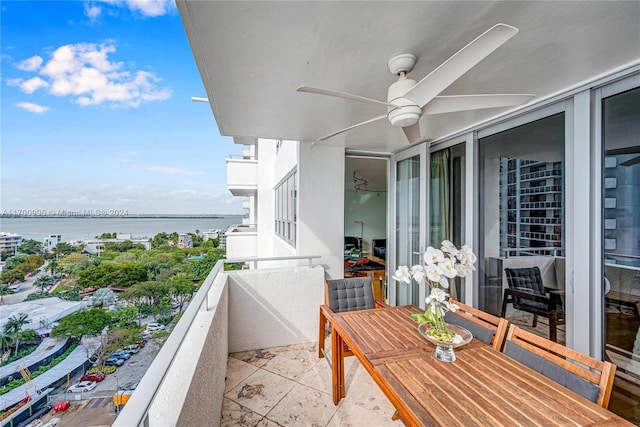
[222,342,400,426]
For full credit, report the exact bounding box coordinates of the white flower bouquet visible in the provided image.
[393,240,477,343]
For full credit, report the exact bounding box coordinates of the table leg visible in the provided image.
[332,326,344,404]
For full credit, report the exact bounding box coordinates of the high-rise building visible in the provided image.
[499,159,564,256]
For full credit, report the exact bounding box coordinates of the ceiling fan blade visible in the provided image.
[620,155,640,167]
[317,115,387,142]
[297,85,397,108]
[402,123,421,144]
[404,23,519,108]
[423,94,534,115]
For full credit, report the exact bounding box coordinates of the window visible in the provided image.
[479,113,566,319]
[602,87,640,418]
[396,156,421,306]
[274,169,297,246]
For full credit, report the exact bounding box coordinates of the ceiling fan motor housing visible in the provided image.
[387,78,421,127]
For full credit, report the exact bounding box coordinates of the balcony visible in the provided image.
[226,157,258,196]
[113,257,398,426]
[225,224,257,259]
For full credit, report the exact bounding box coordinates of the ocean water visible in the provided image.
[0,217,241,242]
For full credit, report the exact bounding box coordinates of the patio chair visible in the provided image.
[500,266,565,342]
[503,324,616,408]
[318,276,384,363]
[445,299,509,351]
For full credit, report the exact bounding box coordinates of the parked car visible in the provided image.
[110,351,131,360]
[105,357,124,366]
[53,401,70,413]
[122,344,140,354]
[145,322,165,332]
[81,372,105,382]
[67,381,97,393]
[9,283,22,293]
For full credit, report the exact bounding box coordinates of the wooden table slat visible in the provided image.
[462,347,608,423]
[432,351,583,426]
[330,305,632,427]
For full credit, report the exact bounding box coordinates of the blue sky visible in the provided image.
[1,0,244,215]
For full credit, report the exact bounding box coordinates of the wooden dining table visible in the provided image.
[330,305,632,426]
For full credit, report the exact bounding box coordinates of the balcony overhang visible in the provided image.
[177,1,640,153]
[226,158,258,197]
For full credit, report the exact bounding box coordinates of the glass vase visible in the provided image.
[418,323,473,363]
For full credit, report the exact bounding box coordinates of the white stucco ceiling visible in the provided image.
[177,1,640,154]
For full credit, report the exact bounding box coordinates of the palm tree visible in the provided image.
[0,330,13,363]
[0,284,11,305]
[49,259,58,276]
[3,313,30,356]
[34,276,51,294]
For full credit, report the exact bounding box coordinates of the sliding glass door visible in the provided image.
[479,113,566,344]
[395,155,421,306]
[601,84,640,422]
[430,143,466,300]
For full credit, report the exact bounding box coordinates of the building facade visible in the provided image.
[0,232,22,255]
[43,234,62,252]
[112,3,640,425]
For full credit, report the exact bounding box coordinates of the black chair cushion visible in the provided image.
[518,300,564,314]
[327,277,374,313]
[344,236,361,251]
[504,341,600,403]
[444,311,495,345]
[505,267,546,296]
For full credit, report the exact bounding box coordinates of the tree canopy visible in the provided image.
[51,309,112,339]
[18,239,44,255]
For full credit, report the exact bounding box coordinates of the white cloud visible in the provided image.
[84,2,102,20]
[88,0,175,18]
[2,181,242,215]
[12,42,171,107]
[123,0,175,17]
[6,78,22,87]
[19,77,49,94]
[15,55,43,72]
[133,164,204,176]
[16,102,50,114]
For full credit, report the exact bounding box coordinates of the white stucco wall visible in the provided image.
[298,142,344,278]
[227,266,324,352]
[253,138,299,267]
[345,190,388,253]
[146,271,229,427]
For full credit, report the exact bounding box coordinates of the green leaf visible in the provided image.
[411,313,430,324]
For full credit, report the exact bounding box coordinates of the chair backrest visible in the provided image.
[445,299,509,351]
[505,267,545,296]
[503,325,616,408]
[325,277,374,313]
[344,236,361,251]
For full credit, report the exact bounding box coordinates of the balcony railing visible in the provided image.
[113,256,323,426]
[501,247,565,257]
[519,169,562,181]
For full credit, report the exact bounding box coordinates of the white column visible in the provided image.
[567,91,593,355]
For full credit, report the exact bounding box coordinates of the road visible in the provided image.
[37,330,164,427]
[2,262,50,305]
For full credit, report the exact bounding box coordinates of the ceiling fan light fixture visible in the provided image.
[388,103,422,127]
[389,111,420,127]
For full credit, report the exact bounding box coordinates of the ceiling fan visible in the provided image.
[297,23,535,144]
